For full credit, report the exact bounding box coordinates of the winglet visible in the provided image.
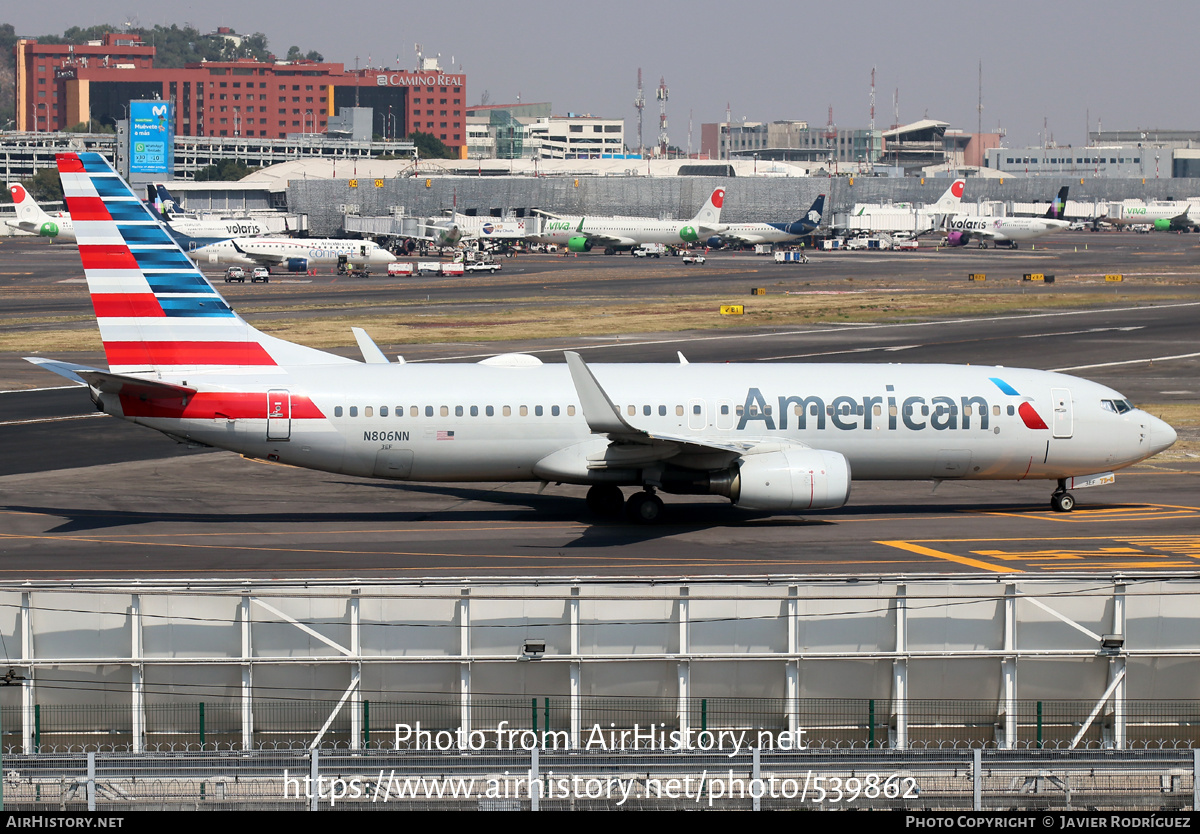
[352,327,390,364]
[564,351,637,435]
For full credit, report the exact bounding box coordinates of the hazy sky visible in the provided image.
[8,1,1196,149]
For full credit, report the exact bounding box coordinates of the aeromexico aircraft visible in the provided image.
[944,186,1070,248]
[5,183,76,241]
[532,188,726,254]
[29,153,1176,522]
[706,194,825,248]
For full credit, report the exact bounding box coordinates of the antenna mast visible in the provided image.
[656,76,669,156]
[869,66,876,131]
[634,68,645,157]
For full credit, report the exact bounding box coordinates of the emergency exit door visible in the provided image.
[267,389,291,440]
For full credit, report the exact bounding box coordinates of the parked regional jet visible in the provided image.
[29,153,1176,522]
[944,186,1070,248]
[707,195,825,248]
[532,188,726,254]
[169,229,395,272]
[5,183,75,241]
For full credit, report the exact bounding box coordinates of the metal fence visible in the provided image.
[7,698,1200,755]
[1,748,1195,811]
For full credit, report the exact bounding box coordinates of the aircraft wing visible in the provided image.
[719,231,766,245]
[564,351,785,466]
[230,240,285,266]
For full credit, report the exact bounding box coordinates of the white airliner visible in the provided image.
[708,195,825,248]
[944,186,1070,248]
[532,188,726,254]
[175,232,396,272]
[28,152,1177,522]
[838,178,966,238]
[5,183,76,241]
[149,184,268,243]
[1112,202,1200,232]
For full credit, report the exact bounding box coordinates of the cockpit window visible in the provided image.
[1102,399,1135,414]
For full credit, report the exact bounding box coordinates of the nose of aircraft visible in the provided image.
[1148,413,1178,455]
[372,248,397,263]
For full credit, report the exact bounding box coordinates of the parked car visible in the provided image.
[224,266,245,283]
[680,254,706,265]
[251,266,270,283]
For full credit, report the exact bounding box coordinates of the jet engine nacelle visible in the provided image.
[286,258,309,272]
[731,448,851,511]
[705,235,726,249]
[567,236,592,253]
[944,231,968,247]
[1153,218,1172,231]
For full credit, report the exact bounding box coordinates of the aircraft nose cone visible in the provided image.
[1149,414,1177,455]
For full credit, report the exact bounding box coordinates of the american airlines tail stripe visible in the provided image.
[79,245,140,271]
[143,273,218,294]
[66,197,112,222]
[119,392,324,420]
[129,249,197,271]
[97,319,254,337]
[78,155,113,174]
[118,225,176,246]
[103,341,278,367]
[91,294,164,318]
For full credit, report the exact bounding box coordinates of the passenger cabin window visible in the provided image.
[349,407,358,417]
[426,406,434,417]
[380,406,388,417]
[334,406,343,417]
[364,407,373,417]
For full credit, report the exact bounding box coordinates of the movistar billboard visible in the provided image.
[129,100,174,176]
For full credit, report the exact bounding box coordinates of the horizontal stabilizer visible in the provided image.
[22,356,98,385]
[77,370,196,400]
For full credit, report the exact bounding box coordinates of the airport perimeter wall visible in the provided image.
[286,176,1200,235]
[1,576,1199,755]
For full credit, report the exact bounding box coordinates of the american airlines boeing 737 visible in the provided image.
[28,153,1176,522]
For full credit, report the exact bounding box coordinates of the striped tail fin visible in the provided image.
[57,151,348,375]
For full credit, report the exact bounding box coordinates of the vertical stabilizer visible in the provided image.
[691,187,726,226]
[56,152,349,374]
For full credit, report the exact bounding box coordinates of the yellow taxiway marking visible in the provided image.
[875,541,1019,573]
[880,533,1200,572]
[976,503,1200,523]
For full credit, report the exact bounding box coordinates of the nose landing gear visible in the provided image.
[1050,479,1075,513]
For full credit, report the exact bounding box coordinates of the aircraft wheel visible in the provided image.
[586,484,624,517]
[626,491,664,524]
[604,246,616,255]
[1050,491,1075,513]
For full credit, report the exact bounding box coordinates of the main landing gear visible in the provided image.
[1050,479,1076,513]
[585,485,665,523]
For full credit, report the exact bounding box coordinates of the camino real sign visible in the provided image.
[375,72,464,87]
[129,100,174,176]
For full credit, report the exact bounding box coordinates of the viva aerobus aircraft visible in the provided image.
[532,188,726,254]
[29,152,1176,522]
[707,195,826,248]
[944,186,1070,248]
[5,183,76,241]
